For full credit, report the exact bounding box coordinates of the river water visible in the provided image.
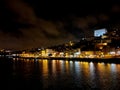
[0,58,120,90]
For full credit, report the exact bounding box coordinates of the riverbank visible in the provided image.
[10,56,120,64]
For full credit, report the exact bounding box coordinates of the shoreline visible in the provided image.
[1,56,120,63]
[10,56,120,64]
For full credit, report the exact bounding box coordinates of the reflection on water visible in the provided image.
[1,58,120,89]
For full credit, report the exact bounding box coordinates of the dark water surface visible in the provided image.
[1,58,120,90]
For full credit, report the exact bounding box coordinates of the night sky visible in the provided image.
[0,0,120,50]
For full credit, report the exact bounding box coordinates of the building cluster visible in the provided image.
[1,28,120,59]
[17,28,120,59]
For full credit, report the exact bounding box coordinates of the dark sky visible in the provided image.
[0,0,120,50]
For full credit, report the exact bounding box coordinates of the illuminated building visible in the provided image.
[94,28,107,37]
